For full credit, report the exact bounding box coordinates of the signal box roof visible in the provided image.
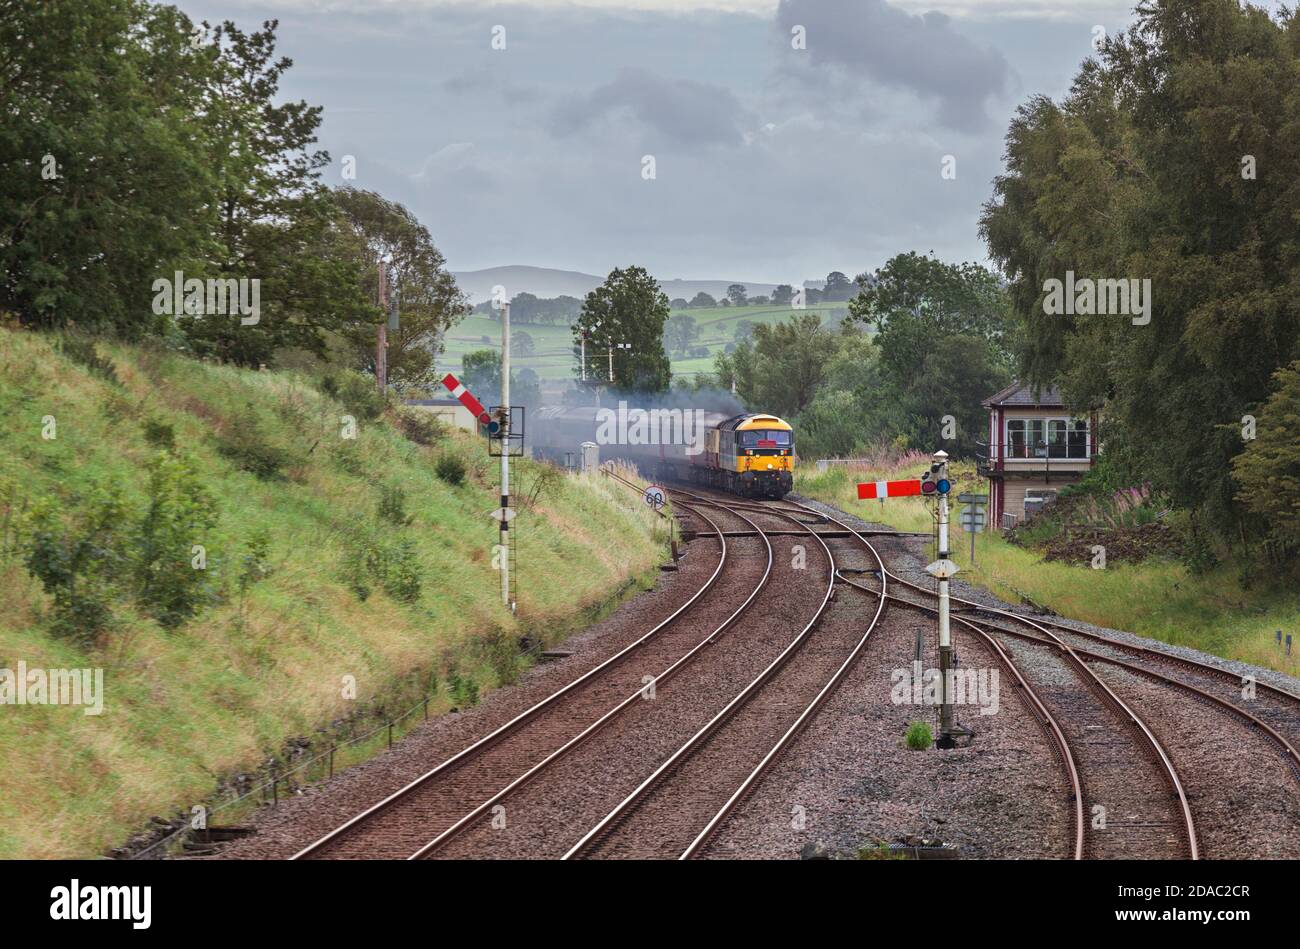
[982,382,1065,409]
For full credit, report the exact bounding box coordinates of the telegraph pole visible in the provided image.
[375,259,389,394]
[500,301,511,611]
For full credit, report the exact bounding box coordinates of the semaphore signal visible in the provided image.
[441,372,492,426]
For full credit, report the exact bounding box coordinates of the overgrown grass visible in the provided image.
[796,460,1300,678]
[0,328,668,857]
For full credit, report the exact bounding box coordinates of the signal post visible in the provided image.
[858,450,971,748]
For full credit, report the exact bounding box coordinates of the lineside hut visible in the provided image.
[403,397,479,432]
[980,382,1097,528]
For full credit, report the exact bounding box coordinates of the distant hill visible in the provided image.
[452,265,819,305]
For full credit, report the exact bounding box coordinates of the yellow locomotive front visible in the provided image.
[712,414,795,499]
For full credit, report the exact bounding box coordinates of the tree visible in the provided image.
[750,295,770,306]
[179,18,371,367]
[332,187,467,391]
[1232,361,1300,549]
[733,320,755,343]
[850,252,1014,383]
[663,313,699,356]
[727,312,837,417]
[979,0,1300,536]
[670,298,689,310]
[823,271,854,302]
[726,284,748,307]
[772,284,795,306]
[573,266,672,392]
[511,330,534,357]
[461,349,501,404]
[690,292,717,308]
[0,0,215,335]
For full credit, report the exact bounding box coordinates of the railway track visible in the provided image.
[878,571,1202,857]
[291,498,768,859]
[282,476,1297,860]
[562,491,876,858]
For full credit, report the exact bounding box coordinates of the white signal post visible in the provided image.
[934,451,955,747]
[860,450,969,749]
[500,301,512,612]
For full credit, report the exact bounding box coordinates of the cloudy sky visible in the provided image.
[185,0,1147,286]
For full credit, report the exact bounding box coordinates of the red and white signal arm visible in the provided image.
[441,372,491,425]
[858,479,923,500]
[644,484,667,510]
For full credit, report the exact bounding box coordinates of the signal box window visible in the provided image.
[1006,417,1088,460]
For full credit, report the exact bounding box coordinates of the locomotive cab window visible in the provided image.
[738,430,792,448]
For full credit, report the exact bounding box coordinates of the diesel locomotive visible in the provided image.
[531,405,795,499]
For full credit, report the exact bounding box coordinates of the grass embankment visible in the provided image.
[0,328,668,858]
[796,460,1300,678]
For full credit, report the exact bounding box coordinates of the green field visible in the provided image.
[441,302,853,385]
[0,329,668,857]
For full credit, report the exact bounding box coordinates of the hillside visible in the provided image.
[0,328,668,858]
[451,264,807,306]
[442,301,854,383]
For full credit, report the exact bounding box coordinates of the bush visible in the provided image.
[377,484,413,526]
[905,721,933,750]
[396,409,443,446]
[446,669,480,708]
[435,454,466,486]
[317,370,388,422]
[59,335,119,385]
[342,534,423,603]
[239,529,272,594]
[135,452,219,627]
[216,409,301,480]
[23,486,132,643]
[142,418,175,451]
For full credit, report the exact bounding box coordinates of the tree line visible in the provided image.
[980,0,1300,558]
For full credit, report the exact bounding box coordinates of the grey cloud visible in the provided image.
[551,67,754,147]
[775,0,1012,132]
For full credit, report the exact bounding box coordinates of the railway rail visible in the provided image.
[279,473,1298,860]
[292,497,757,859]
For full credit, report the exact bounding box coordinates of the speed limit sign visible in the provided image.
[644,484,666,510]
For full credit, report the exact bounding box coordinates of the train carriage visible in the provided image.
[531,407,795,500]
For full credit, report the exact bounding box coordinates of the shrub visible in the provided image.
[135,452,219,628]
[317,370,388,422]
[216,409,300,480]
[377,484,413,526]
[239,529,273,594]
[23,486,132,643]
[59,334,119,385]
[905,721,933,750]
[342,534,423,603]
[142,418,175,451]
[446,669,480,709]
[435,453,466,486]
[396,409,443,446]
